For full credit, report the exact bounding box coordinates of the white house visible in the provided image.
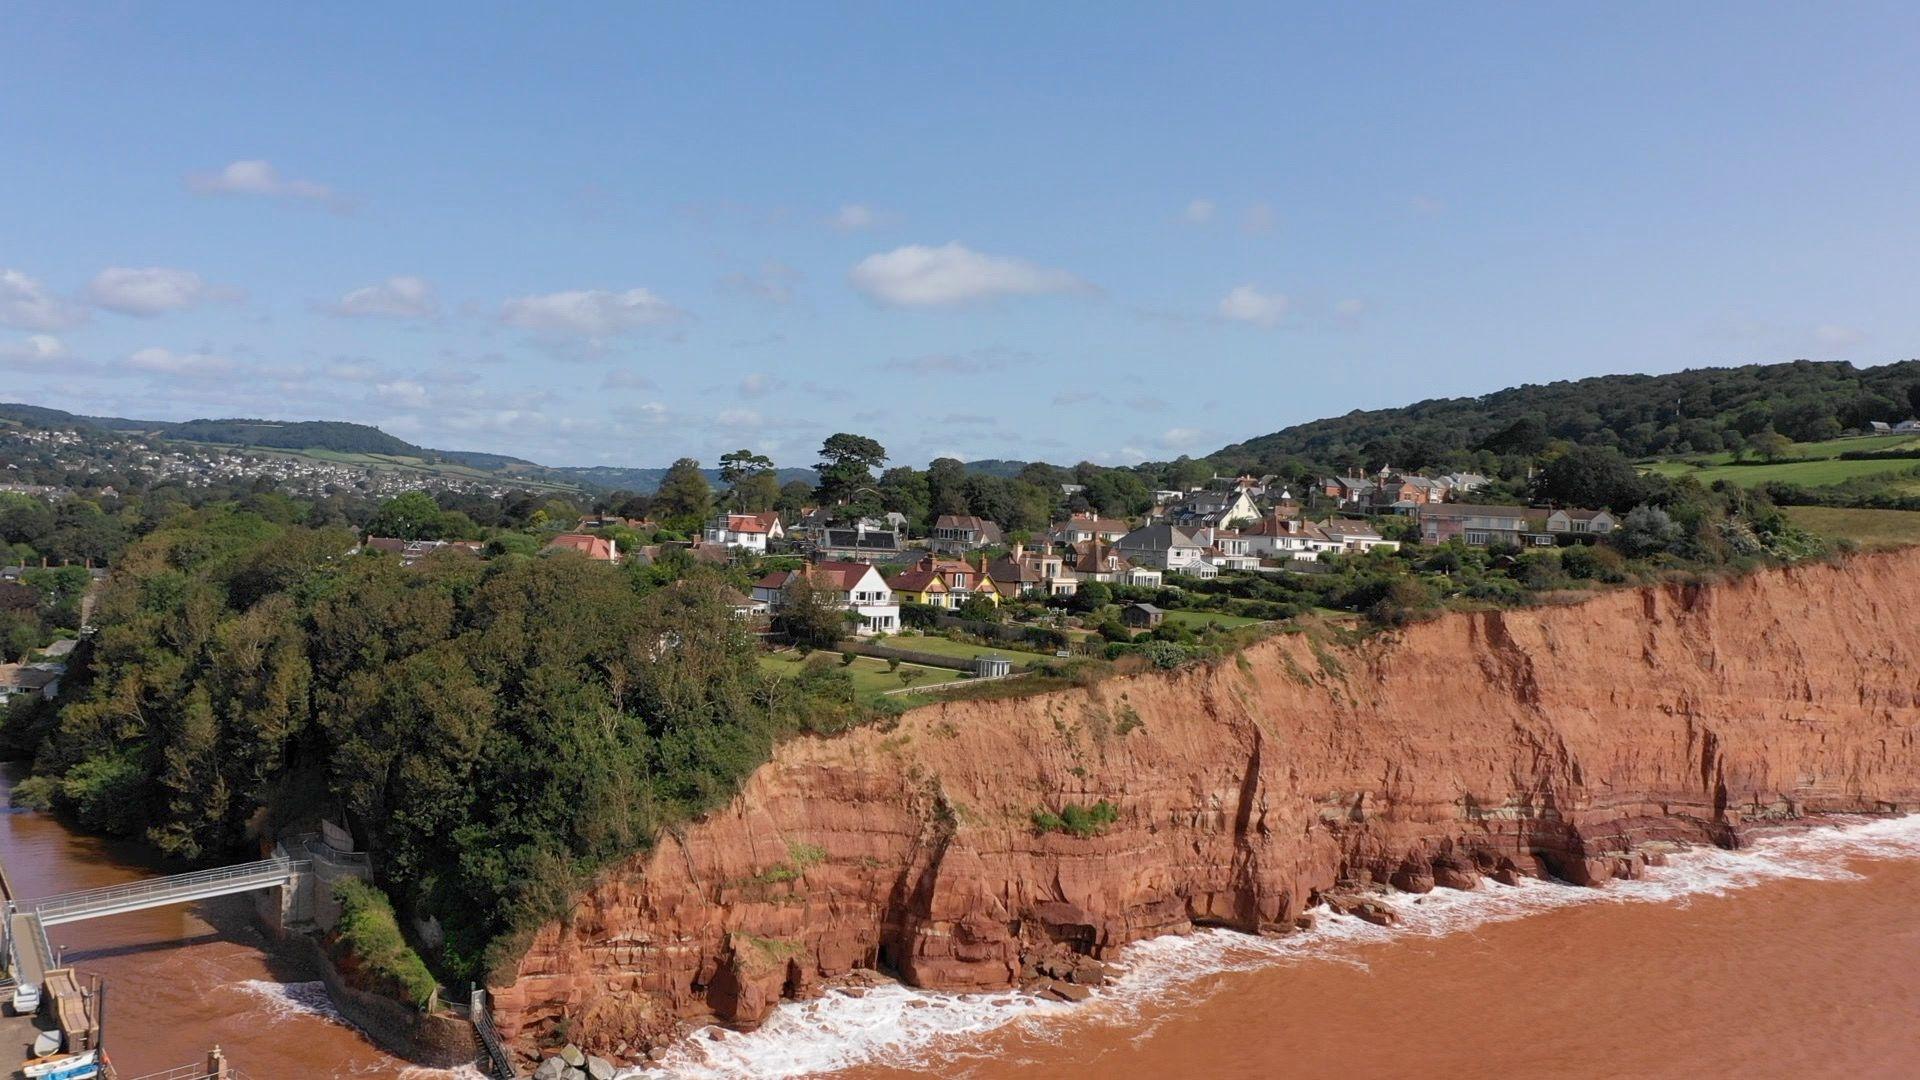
[704,511,783,552]
[751,560,899,635]
[1116,524,1206,571]
[1545,509,1617,536]
[1191,527,1261,571]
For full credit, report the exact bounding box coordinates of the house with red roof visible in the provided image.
[545,533,620,562]
[704,511,784,552]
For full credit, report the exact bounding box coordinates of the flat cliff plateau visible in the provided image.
[492,549,1920,1061]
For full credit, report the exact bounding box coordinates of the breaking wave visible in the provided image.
[643,814,1920,1079]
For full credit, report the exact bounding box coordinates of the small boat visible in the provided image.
[22,1049,98,1080]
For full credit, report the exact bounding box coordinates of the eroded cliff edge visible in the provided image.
[492,550,1920,1057]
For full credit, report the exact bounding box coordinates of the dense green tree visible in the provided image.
[815,434,887,521]
[717,450,775,512]
[652,457,713,528]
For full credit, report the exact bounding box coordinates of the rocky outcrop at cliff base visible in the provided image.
[491,550,1920,1061]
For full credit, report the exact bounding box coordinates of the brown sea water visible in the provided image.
[660,816,1920,1080]
[0,766,455,1078]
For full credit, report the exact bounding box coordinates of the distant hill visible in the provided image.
[1214,360,1920,469]
[0,402,164,433]
[167,418,424,456]
[546,465,817,493]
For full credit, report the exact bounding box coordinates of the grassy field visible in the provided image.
[1642,433,1920,490]
[1160,609,1265,629]
[1782,506,1920,549]
[758,651,966,702]
[886,632,1057,663]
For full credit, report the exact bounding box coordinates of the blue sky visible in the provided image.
[3,3,1918,469]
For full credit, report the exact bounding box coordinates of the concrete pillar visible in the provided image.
[207,1046,231,1080]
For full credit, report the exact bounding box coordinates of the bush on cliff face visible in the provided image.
[1032,800,1119,838]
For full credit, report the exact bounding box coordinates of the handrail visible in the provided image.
[29,858,295,910]
[471,990,519,1079]
[28,858,306,924]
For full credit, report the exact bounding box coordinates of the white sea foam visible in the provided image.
[229,977,346,1024]
[639,814,1920,1079]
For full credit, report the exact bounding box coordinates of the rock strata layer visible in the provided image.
[492,551,1920,1060]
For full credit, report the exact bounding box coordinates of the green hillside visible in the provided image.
[1214,360,1920,470]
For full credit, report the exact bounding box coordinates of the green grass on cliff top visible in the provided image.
[1781,506,1920,549]
[1640,433,1920,490]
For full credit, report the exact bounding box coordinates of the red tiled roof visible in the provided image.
[546,533,617,560]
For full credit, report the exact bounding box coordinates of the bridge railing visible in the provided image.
[29,857,305,924]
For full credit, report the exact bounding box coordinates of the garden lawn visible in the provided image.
[885,632,1057,663]
[1160,609,1265,629]
[758,651,965,702]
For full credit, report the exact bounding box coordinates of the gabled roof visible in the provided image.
[887,569,948,592]
[1117,524,1199,551]
[722,513,772,534]
[546,533,618,560]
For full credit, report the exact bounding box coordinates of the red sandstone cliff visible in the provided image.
[492,550,1920,1058]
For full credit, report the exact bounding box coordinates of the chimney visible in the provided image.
[1012,541,1025,564]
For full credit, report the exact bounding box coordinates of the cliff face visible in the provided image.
[492,551,1920,1057]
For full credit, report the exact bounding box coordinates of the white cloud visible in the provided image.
[0,335,70,366]
[87,267,226,316]
[374,379,431,408]
[1218,284,1290,327]
[717,408,763,427]
[187,159,338,205]
[739,372,774,397]
[1814,324,1865,349]
[499,287,684,337]
[1335,298,1367,319]
[0,269,87,331]
[636,401,669,422]
[849,243,1090,307]
[328,276,439,319]
[831,203,895,231]
[126,346,235,379]
[1242,202,1277,234]
[1159,427,1204,450]
[1183,198,1216,224]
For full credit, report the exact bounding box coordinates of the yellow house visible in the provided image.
[887,568,951,608]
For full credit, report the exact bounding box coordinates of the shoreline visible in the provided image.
[644,810,1920,1078]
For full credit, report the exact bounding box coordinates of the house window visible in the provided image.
[1465,530,1490,545]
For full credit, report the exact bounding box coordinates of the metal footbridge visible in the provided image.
[5,856,308,989]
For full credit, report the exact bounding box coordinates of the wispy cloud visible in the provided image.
[1218,284,1290,327]
[1183,198,1216,224]
[1241,201,1276,235]
[500,287,685,338]
[0,335,71,368]
[850,243,1092,307]
[126,346,236,379]
[830,203,898,231]
[87,267,235,316]
[327,275,439,319]
[186,160,343,209]
[717,262,800,305]
[0,269,86,331]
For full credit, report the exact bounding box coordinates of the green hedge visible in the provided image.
[330,878,438,1010]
